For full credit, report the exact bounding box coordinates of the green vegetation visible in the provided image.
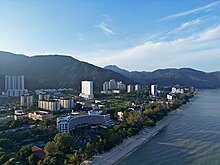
[35,88,195,165]
[0,51,132,91]
[0,118,57,165]
[0,86,195,164]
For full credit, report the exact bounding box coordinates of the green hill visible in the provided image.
[0,51,134,91]
[104,65,220,88]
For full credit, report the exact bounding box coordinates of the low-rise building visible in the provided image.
[14,110,27,120]
[167,93,176,101]
[28,111,52,121]
[57,114,113,133]
[171,87,185,94]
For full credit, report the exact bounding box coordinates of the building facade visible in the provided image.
[57,114,113,133]
[135,84,141,91]
[3,75,27,97]
[127,84,134,93]
[151,84,158,96]
[28,111,51,121]
[38,100,61,111]
[20,94,33,107]
[59,98,74,109]
[79,81,94,99]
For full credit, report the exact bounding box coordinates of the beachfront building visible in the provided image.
[57,114,113,133]
[79,81,94,99]
[167,93,176,101]
[171,87,184,94]
[151,84,158,96]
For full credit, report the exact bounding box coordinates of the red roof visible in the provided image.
[32,146,46,159]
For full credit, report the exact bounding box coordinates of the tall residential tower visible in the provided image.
[79,81,94,99]
[3,75,27,97]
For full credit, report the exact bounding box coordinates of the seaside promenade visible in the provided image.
[90,110,180,165]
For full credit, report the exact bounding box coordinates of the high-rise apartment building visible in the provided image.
[103,81,109,91]
[109,79,117,90]
[151,84,158,96]
[20,94,33,107]
[117,81,126,91]
[127,84,134,93]
[135,84,141,91]
[3,75,27,97]
[79,81,94,99]
[102,79,126,92]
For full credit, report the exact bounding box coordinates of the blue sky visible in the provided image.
[0,0,220,72]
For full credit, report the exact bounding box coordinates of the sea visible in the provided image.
[118,89,220,165]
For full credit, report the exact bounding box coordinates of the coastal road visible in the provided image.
[91,113,179,165]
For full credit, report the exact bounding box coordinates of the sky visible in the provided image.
[0,0,220,72]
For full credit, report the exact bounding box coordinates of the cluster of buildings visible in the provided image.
[101,79,142,94]
[1,75,191,135]
[38,93,75,111]
[14,110,51,121]
[2,75,28,97]
[167,85,189,101]
[103,79,126,92]
[35,88,73,95]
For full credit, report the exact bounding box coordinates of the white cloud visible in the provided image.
[174,19,201,32]
[95,22,116,35]
[89,25,220,71]
[162,1,220,20]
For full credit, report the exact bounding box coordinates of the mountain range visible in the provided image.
[0,51,220,92]
[104,65,220,89]
[0,51,133,92]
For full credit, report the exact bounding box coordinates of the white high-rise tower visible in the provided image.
[151,84,158,96]
[79,81,94,99]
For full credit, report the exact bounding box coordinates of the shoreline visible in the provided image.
[90,108,183,165]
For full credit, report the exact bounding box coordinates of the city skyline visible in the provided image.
[0,0,220,72]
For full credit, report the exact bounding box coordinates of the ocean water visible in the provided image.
[119,90,220,165]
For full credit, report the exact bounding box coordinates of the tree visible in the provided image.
[28,154,38,165]
[18,145,32,160]
[0,139,14,151]
[54,133,72,152]
[44,141,58,155]
[124,111,142,127]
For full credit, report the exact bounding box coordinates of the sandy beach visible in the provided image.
[90,110,182,165]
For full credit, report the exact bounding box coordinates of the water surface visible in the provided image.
[119,90,220,165]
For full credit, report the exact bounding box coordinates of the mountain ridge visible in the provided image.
[104,65,220,88]
[0,51,134,91]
